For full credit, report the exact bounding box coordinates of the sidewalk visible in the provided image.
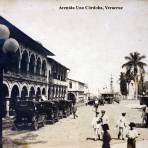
[112,140,148,148]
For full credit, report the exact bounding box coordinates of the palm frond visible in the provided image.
[137,62,147,67]
[122,61,133,68]
[130,52,134,59]
[125,56,132,61]
[138,55,146,61]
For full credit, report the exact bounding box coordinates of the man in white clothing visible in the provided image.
[92,112,102,140]
[100,110,109,125]
[99,110,109,138]
[116,112,127,140]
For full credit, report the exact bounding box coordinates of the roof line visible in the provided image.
[47,57,70,70]
[0,16,55,56]
[67,78,85,84]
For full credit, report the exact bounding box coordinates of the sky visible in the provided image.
[0,0,148,94]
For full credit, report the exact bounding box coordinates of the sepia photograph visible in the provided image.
[0,0,148,148]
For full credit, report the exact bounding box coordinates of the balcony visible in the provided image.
[51,79,68,86]
[4,71,47,84]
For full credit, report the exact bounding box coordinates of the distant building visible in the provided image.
[47,58,69,100]
[0,16,69,117]
[67,78,89,104]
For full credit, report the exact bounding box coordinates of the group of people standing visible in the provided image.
[92,100,139,148]
[92,110,110,141]
[92,109,111,148]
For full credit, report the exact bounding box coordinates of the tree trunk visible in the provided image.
[134,76,138,100]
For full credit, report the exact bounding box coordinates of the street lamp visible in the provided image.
[0,24,19,148]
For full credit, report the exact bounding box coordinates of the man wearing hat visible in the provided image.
[100,110,109,125]
[92,111,102,140]
[99,110,109,137]
[116,112,127,140]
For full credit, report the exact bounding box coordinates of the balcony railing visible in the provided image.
[51,79,68,86]
[4,71,47,84]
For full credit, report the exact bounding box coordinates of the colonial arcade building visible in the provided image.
[0,16,69,117]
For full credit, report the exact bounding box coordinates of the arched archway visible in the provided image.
[48,70,51,80]
[36,87,41,100]
[2,84,9,117]
[10,85,20,115]
[3,84,9,98]
[42,88,46,96]
[42,60,47,76]
[52,66,57,79]
[10,49,20,73]
[52,86,55,98]
[48,87,51,99]
[29,54,35,74]
[29,87,35,98]
[56,87,58,97]
[21,86,28,99]
[21,50,29,73]
[36,57,41,75]
[68,93,76,104]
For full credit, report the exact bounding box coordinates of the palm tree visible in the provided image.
[122,52,147,99]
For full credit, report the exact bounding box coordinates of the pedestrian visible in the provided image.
[126,122,139,148]
[91,112,102,140]
[141,107,147,125]
[102,124,111,148]
[100,110,109,137]
[116,112,127,140]
[100,110,109,125]
[72,104,78,119]
[94,99,99,116]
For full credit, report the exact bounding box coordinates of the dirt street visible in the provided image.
[3,100,148,148]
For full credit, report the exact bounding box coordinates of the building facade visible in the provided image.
[67,78,89,104]
[47,58,69,101]
[0,16,69,117]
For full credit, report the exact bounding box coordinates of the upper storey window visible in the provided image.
[21,50,29,73]
[42,60,47,76]
[29,54,35,74]
[36,57,41,75]
[69,81,72,88]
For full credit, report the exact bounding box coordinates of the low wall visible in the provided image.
[121,100,140,104]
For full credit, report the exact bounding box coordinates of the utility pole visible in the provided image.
[110,75,114,93]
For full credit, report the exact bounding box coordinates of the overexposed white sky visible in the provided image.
[0,0,148,94]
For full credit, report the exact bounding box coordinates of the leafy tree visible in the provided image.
[120,72,128,97]
[122,52,147,99]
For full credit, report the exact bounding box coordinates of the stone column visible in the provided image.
[6,100,10,117]
[18,59,21,73]
[26,61,29,73]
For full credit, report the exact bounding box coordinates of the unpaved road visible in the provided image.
[3,100,148,148]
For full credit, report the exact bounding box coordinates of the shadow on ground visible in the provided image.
[12,133,47,145]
